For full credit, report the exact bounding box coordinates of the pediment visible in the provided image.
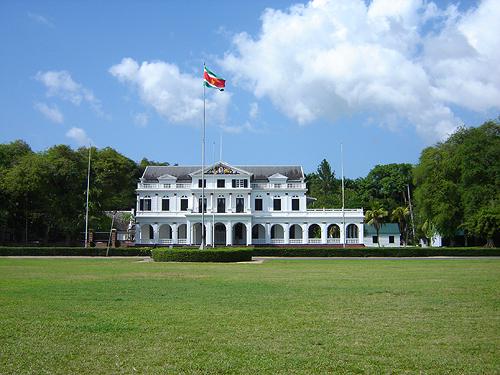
[190,162,251,176]
[268,173,288,182]
[158,173,177,182]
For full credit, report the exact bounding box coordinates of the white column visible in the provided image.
[228,193,233,213]
[210,193,214,213]
[135,224,140,244]
[340,223,345,245]
[206,223,212,246]
[247,193,251,212]
[302,223,308,244]
[226,222,233,246]
[153,223,159,244]
[284,223,290,244]
[246,222,252,246]
[172,223,178,245]
[358,223,364,245]
[186,221,192,245]
[265,222,271,244]
[321,223,327,244]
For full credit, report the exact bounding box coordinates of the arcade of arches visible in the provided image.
[138,221,362,246]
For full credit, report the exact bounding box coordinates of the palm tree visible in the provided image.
[391,206,409,246]
[365,205,388,247]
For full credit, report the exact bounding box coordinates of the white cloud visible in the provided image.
[28,12,54,28]
[35,70,103,115]
[109,58,230,126]
[249,102,259,119]
[220,0,500,141]
[34,102,63,124]
[65,127,92,147]
[134,112,149,127]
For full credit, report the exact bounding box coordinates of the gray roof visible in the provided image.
[142,164,304,182]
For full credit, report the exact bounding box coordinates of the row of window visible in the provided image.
[372,235,395,244]
[139,197,301,212]
[198,179,249,188]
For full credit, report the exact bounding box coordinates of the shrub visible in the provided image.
[251,247,500,257]
[0,247,151,257]
[152,248,253,262]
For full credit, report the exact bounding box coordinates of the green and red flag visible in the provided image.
[203,65,225,91]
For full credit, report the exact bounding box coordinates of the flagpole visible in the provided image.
[341,143,345,248]
[212,141,216,248]
[84,144,91,248]
[200,64,206,250]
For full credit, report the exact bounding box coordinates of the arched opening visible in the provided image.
[252,224,265,244]
[327,224,340,244]
[233,222,247,245]
[192,223,206,245]
[178,224,187,244]
[308,224,321,238]
[141,224,154,242]
[159,224,172,239]
[271,224,284,243]
[214,222,226,245]
[346,224,359,243]
[289,224,303,243]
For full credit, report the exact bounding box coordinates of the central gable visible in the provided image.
[190,162,252,177]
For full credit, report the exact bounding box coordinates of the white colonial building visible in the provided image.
[135,162,364,246]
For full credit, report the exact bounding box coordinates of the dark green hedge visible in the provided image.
[152,248,253,262]
[252,247,500,257]
[0,247,151,256]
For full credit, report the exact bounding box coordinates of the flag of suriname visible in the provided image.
[204,65,225,91]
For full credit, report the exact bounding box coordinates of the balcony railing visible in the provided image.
[271,239,285,244]
[138,183,191,189]
[346,238,360,244]
[308,238,322,244]
[327,238,341,244]
[289,239,303,244]
[251,183,306,189]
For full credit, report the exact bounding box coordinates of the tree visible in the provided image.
[365,204,388,247]
[414,120,500,246]
[392,206,410,245]
[305,159,340,208]
[364,163,413,212]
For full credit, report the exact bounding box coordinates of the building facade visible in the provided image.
[364,223,401,247]
[135,162,364,246]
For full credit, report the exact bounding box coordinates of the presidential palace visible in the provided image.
[134,162,366,246]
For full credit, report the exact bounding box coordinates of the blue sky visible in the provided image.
[0,0,498,177]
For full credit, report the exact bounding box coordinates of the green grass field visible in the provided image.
[0,258,499,374]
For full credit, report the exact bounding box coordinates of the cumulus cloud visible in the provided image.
[109,58,230,126]
[66,127,92,146]
[35,70,103,114]
[249,102,259,119]
[220,0,500,141]
[34,102,63,124]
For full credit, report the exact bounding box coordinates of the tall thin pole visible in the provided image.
[341,143,346,248]
[407,184,416,241]
[106,211,116,257]
[219,133,222,161]
[200,66,206,250]
[212,141,216,248]
[84,145,91,248]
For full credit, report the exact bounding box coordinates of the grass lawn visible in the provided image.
[0,258,499,374]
